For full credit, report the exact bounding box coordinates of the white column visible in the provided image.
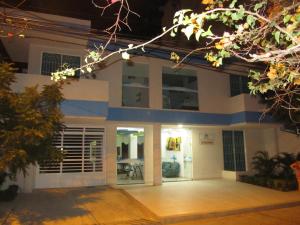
[153,123,162,185]
[105,124,117,185]
[149,58,162,109]
[144,126,153,184]
[129,134,138,159]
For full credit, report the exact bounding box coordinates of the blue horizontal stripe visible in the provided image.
[60,100,273,125]
[61,100,108,117]
[107,107,273,125]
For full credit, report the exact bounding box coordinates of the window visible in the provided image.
[162,67,198,110]
[122,62,149,108]
[230,75,250,96]
[39,127,104,174]
[222,130,246,171]
[41,52,81,77]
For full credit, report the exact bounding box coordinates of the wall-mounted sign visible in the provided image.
[199,132,215,144]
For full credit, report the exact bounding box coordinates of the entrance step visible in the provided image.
[160,201,300,224]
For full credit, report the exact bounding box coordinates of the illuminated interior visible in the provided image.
[161,128,193,182]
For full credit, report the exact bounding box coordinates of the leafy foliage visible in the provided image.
[252,151,276,177]
[252,150,299,179]
[169,0,300,124]
[0,63,64,177]
[273,152,297,179]
[53,0,300,126]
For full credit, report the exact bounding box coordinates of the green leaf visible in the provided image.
[225,11,232,16]
[274,31,280,44]
[231,7,245,21]
[219,50,230,58]
[231,13,239,21]
[222,16,228,23]
[238,5,245,16]
[283,15,292,24]
[201,26,213,37]
[246,15,256,27]
[229,0,238,8]
[254,2,266,12]
[296,13,300,22]
[209,13,219,19]
[233,44,240,49]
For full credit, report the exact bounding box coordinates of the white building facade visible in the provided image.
[2,10,300,192]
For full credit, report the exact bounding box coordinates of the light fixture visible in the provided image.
[177,124,183,128]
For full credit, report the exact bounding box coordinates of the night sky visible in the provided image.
[5,0,174,39]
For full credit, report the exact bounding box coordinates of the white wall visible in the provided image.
[276,128,300,154]
[192,127,224,179]
[95,55,264,114]
[243,128,265,174]
[12,73,109,102]
[28,43,86,75]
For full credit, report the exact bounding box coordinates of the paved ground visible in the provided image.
[0,186,160,225]
[124,180,300,223]
[173,206,300,225]
[1,180,300,225]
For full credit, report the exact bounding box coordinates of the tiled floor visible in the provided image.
[124,179,300,223]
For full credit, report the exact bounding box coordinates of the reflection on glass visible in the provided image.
[116,127,145,185]
[161,128,193,182]
[162,69,198,111]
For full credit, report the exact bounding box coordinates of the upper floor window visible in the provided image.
[122,62,149,108]
[41,52,81,77]
[230,74,250,97]
[162,67,198,110]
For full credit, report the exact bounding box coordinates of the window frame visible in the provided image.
[222,130,246,172]
[162,68,199,111]
[40,51,82,77]
[229,74,250,97]
[121,62,149,108]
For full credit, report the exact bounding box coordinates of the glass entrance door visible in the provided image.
[116,127,145,185]
[161,128,193,182]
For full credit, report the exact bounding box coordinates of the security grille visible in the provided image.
[41,52,81,76]
[39,127,104,174]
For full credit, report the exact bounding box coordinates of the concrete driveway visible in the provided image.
[124,179,300,224]
[1,180,300,225]
[0,186,160,225]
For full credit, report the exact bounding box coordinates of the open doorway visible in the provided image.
[116,127,144,185]
[161,128,193,182]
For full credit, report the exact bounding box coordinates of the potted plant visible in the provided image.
[290,153,300,191]
[0,172,19,201]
